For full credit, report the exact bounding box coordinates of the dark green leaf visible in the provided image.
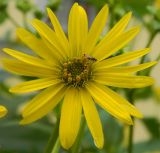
[16,0,32,13]
[133,139,160,153]
[143,118,160,139]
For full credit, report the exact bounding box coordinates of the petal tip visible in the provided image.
[0,106,7,118]
[9,87,16,93]
[19,119,26,125]
[20,118,30,125]
[46,7,53,15]
[127,11,132,17]
[60,139,72,150]
[102,4,109,12]
[150,61,158,66]
[2,48,9,52]
[94,139,104,149]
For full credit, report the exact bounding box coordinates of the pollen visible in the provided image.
[62,54,96,87]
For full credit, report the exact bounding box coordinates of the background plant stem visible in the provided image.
[44,118,60,153]
[127,30,157,153]
[140,31,157,64]
[7,13,20,27]
[51,137,60,153]
[127,90,135,153]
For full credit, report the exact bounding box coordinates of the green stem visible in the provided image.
[51,137,60,153]
[7,13,20,27]
[127,30,157,153]
[127,90,135,153]
[44,118,60,153]
[128,122,134,153]
[139,31,156,65]
[71,116,86,153]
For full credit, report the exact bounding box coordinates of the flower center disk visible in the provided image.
[62,54,97,87]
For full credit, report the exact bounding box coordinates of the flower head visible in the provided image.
[2,3,156,149]
[0,105,7,118]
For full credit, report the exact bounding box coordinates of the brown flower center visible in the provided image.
[62,54,97,87]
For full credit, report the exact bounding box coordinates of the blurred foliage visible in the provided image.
[143,118,160,139]
[0,0,160,153]
[16,0,32,13]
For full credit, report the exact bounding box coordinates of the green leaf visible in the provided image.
[33,9,44,19]
[120,0,153,16]
[0,10,8,24]
[0,0,8,10]
[16,0,32,13]
[0,121,52,153]
[143,118,160,139]
[133,139,160,153]
[47,0,61,11]
[134,86,153,100]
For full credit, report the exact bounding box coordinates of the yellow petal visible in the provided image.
[10,78,61,93]
[80,89,104,148]
[0,105,7,118]
[47,8,69,56]
[31,19,67,59]
[2,59,56,78]
[79,6,88,53]
[86,82,133,125]
[3,48,55,70]
[41,36,64,61]
[84,5,109,54]
[92,12,132,54]
[16,28,57,62]
[68,3,88,57]
[22,84,64,117]
[93,73,154,88]
[94,48,150,70]
[96,61,157,74]
[92,27,140,61]
[99,87,143,118]
[21,85,65,124]
[60,87,82,149]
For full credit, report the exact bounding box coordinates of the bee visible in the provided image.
[84,54,97,62]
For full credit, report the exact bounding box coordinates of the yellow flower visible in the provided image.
[155,0,160,8]
[0,105,7,118]
[2,3,156,149]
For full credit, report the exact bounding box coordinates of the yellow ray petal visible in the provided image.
[22,84,64,118]
[80,89,104,148]
[86,82,133,125]
[79,6,88,53]
[16,28,57,62]
[47,8,69,55]
[94,48,150,70]
[21,85,65,124]
[10,78,61,93]
[41,36,64,62]
[68,3,88,57]
[84,5,109,54]
[3,48,54,69]
[92,12,132,54]
[31,19,67,59]
[100,86,143,118]
[0,105,7,118]
[92,27,140,61]
[94,61,157,74]
[93,74,154,88]
[60,87,82,149]
[3,59,56,78]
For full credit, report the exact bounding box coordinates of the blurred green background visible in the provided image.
[0,0,160,153]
